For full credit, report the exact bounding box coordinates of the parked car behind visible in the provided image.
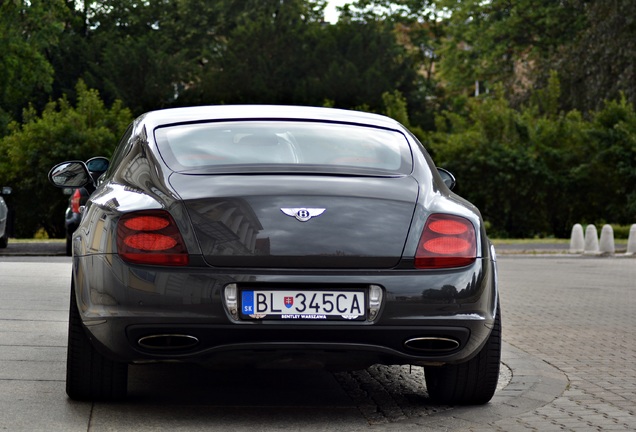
[49,105,500,405]
[63,157,110,256]
[0,187,12,248]
[64,188,88,255]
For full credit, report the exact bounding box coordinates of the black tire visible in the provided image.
[0,233,7,248]
[424,305,501,405]
[66,281,128,401]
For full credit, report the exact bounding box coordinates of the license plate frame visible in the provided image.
[240,288,367,321]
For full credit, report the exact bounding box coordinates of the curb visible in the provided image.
[0,241,66,257]
[375,342,568,430]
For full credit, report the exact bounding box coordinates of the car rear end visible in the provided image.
[67,106,499,403]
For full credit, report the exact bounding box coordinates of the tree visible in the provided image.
[433,0,586,106]
[47,0,228,115]
[193,0,327,105]
[339,0,446,127]
[320,17,420,111]
[44,0,423,118]
[571,95,636,225]
[0,0,67,135]
[428,76,591,238]
[192,0,420,115]
[557,0,636,112]
[0,81,132,237]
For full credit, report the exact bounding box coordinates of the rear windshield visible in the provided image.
[154,121,412,175]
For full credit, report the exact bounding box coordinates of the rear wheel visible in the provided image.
[66,281,128,401]
[0,233,7,248]
[424,305,501,405]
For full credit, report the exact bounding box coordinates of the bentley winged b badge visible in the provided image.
[281,208,326,222]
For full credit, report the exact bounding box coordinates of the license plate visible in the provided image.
[240,289,366,321]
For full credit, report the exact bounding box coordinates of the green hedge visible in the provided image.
[425,74,636,238]
[0,81,132,238]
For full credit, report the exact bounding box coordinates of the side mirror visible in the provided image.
[437,167,456,191]
[1,187,11,195]
[86,156,109,175]
[48,161,92,189]
[86,156,109,185]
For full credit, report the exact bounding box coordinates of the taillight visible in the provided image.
[117,210,189,266]
[70,189,82,214]
[415,214,477,269]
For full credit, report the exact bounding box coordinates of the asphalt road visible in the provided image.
[0,253,634,431]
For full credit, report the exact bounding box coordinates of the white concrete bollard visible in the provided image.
[599,224,615,255]
[569,223,585,253]
[627,224,636,255]
[584,224,600,255]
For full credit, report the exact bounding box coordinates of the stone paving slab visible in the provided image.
[0,380,91,432]
[490,256,636,432]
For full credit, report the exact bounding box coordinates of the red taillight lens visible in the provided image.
[123,216,170,231]
[124,233,177,251]
[70,189,82,214]
[117,210,189,266]
[415,214,477,269]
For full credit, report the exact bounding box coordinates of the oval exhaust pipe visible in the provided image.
[138,334,199,350]
[404,337,460,352]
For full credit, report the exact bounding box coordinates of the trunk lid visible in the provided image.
[169,174,419,268]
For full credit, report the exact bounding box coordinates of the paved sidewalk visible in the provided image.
[376,255,636,431]
[1,245,634,431]
[492,256,636,431]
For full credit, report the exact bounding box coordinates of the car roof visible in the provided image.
[138,105,404,131]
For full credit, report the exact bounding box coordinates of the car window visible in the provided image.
[154,121,412,175]
[104,124,134,179]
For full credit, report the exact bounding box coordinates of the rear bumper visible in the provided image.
[74,254,498,368]
[85,321,486,369]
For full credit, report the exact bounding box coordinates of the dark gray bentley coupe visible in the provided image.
[49,105,500,404]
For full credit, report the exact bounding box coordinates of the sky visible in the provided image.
[324,0,352,23]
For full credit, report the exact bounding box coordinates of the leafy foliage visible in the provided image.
[433,0,586,105]
[1,0,635,237]
[0,0,67,134]
[557,0,636,112]
[0,81,132,237]
[579,95,636,224]
[428,75,636,237]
